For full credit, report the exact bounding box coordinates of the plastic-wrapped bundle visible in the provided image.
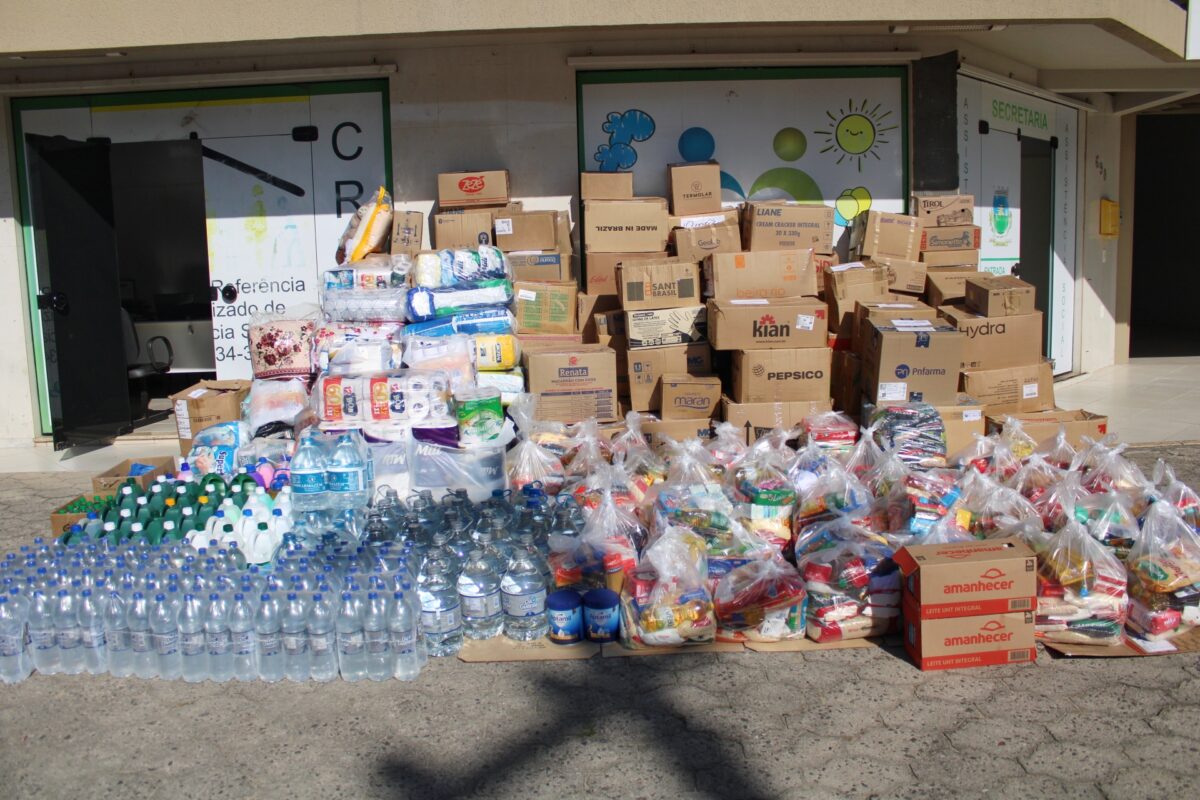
[321,287,409,322]
[401,334,476,393]
[619,526,716,648]
[799,536,900,642]
[475,368,525,405]
[322,264,406,291]
[727,435,797,551]
[1036,520,1128,646]
[401,307,515,338]
[706,421,749,471]
[1126,501,1200,640]
[404,279,514,323]
[247,378,309,438]
[311,322,402,375]
[313,369,453,428]
[1074,491,1139,561]
[869,402,947,468]
[506,395,566,496]
[801,411,859,460]
[335,186,392,264]
[187,421,253,477]
[714,557,807,642]
[1154,460,1200,531]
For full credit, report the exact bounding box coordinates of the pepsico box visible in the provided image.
[437,170,511,208]
[902,600,1036,671]
[893,538,1036,620]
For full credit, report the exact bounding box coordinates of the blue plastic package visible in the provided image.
[402,306,515,337]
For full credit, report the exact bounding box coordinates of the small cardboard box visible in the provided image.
[960,361,1056,415]
[513,281,578,334]
[509,252,574,283]
[731,348,832,403]
[939,305,1043,371]
[705,249,817,301]
[893,537,1038,619]
[50,497,88,537]
[585,251,671,296]
[92,456,176,496]
[985,409,1110,448]
[930,394,986,457]
[852,300,940,353]
[911,194,975,227]
[673,223,742,264]
[433,209,494,249]
[389,210,424,257]
[617,260,702,311]
[522,345,619,423]
[668,161,722,215]
[671,209,740,230]
[743,202,835,253]
[583,199,671,253]
[660,374,722,420]
[924,270,980,307]
[627,343,712,411]
[903,604,1036,671]
[964,275,1037,317]
[494,210,558,252]
[170,380,251,452]
[851,211,921,261]
[721,396,833,443]
[626,305,707,349]
[825,262,889,299]
[594,309,626,339]
[438,169,510,208]
[921,249,980,268]
[641,416,715,448]
[860,321,964,404]
[831,349,862,416]
[707,298,828,350]
[581,171,634,200]
[873,256,928,295]
[577,293,622,343]
[920,224,982,253]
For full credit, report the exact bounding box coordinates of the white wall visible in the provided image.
[1075,95,1122,373]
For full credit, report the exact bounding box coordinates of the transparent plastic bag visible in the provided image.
[1034,426,1078,470]
[611,412,668,507]
[321,287,409,322]
[563,419,614,488]
[799,536,900,642]
[842,424,883,478]
[506,394,566,495]
[1008,454,1065,503]
[995,415,1038,460]
[1075,491,1139,560]
[793,462,877,546]
[869,402,947,468]
[1037,520,1129,646]
[1080,443,1147,499]
[1126,501,1200,640]
[802,411,859,458]
[401,334,476,393]
[706,421,749,470]
[951,470,1040,537]
[727,435,797,551]
[714,557,807,641]
[247,378,309,438]
[892,468,961,535]
[311,322,402,374]
[552,478,644,592]
[335,186,392,264]
[1154,460,1200,531]
[312,369,452,428]
[404,279,514,323]
[620,526,716,648]
[862,447,911,500]
[664,438,723,486]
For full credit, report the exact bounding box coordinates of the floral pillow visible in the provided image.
[249,320,316,379]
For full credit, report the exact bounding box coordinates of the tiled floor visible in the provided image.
[1054,356,1200,444]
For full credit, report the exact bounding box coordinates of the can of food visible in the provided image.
[627,566,658,608]
[455,386,503,446]
[546,590,582,645]
[582,588,620,643]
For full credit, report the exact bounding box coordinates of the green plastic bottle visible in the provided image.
[134,496,153,525]
[147,483,167,516]
[200,475,228,504]
[163,498,183,529]
[117,486,138,514]
[195,497,216,529]
[228,484,247,509]
[128,521,146,544]
[144,518,165,546]
[117,508,135,541]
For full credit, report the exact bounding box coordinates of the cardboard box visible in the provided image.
[555,210,574,255]
[920,224,982,253]
[668,161,722,215]
[389,210,424,257]
[939,306,1043,371]
[641,416,715,447]
[931,395,986,458]
[670,209,740,230]
[513,281,578,335]
[873,256,928,295]
[50,496,88,537]
[583,199,670,253]
[494,210,558,253]
[812,252,839,275]
[522,345,619,423]
[594,309,626,339]
[964,275,1037,317]
[626,305,707,349]
[92,456,176,496]
[433,209,494,249]
[673,223,741,264]
[894,538,1038,619]
[852,300,940,353]
[825,263,889,300]
[581,171,633,200]
[903,605,1036,671]
[831,350,862,416]
[921,249,980,268]
[577,293,621,343]
[618,260,702,311]
[851,211,921,261]
[743,202,835,253]
[924,270,980,307]
[985,409,1110,448]
[660,374,722,419]
[707,298,828,350]
[585,251,670,296]
[860,321,964,404]
[731,348,832,403]
[509,252,574,283]
[722,396,833,443]
[960,361,1056,415]
[911,194,974,227]
[627,343,712,411]
[170,380,251,452]
[437,169,510,208]
[518,333,584,352]
[705,249,817,301]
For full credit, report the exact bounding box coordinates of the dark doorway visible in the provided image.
[1019,136,1054,359]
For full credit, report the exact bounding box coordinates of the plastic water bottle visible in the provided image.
[128,591,156,678]
[362,591,391,681]
[327,434,369,511]
[78,589,107,675]
[55,588,84,675]
[419,560,463,657]
[307,592,338,683]
[205,593,233,683]
[458,549,503,639]
[28,589,59,675]
[178,593,208,683]
[228,592,257,682]
[290,432,328,513]
[151,592,181,680]
[389,590,419,681]
[400,581,428,669]
[104,587,133,678]
[336,591,366,681]
[281,592,311,682]
[0,595,30,683]
[501,535,549,642]
[255,593,284,682]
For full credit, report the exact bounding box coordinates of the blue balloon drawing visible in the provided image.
[676,126,746,198]
[594,110,655,171]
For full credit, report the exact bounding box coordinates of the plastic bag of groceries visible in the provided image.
[1007,454,1065,504]
[335,186,392,264]
[889,467,961,535]
[950,469,1040,537]
[506,394,566,495]
[801,411,859,460]
[611,412,668,509]
[994,415,1038,460]
[727,433,798,551]
[799,535,899,642]
[551,475,643,592]
[714,556,807,642]
[862,446,911,500]
[1034,425,1077,470]
[869,402,948,468]
[1031,471,1084,531]
[1036,519,1128,646]
[1154,460,1200,531]
[652,475,773,579]
[664,437,724,487]
[620,526,716,648]
[1074,491,1139,561]
[1078,442,1148,501]
[706,421,749,471]
[842,423,884,478]
[1125,500,1200,640]
[793,462,882,550]
[793,513,889,563]
[562,418,614,493]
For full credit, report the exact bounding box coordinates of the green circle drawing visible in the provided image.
[773,127,807,161]
[835,114,876,156]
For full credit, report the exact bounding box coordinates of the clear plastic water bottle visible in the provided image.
[419,560,463,657]
[78,589,107,675]
[55,588,84,675]
[290,432,328,513]
[205,592,233,683]
[327,434,369,511]
[457,549,503,640]
[150,592,181,680]
[362,591,391,681]
[255,593,284,683]
[281,592,311,682]
[336,591,366,682]
[0,595,30,683]
[500,535,549,642]
[178,593,208,683]
[388,590,419,681]
[399,581,428,669]
[307,593,337,683]
[128,591,156,679]
[28,589,59,675]
[228,592,257,682]
[104,587,134,678]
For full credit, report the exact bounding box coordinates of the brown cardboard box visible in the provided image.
[743,202,835,253]
[581,171,633,200]
[893,537,1038,619]
[910,194,975,227]
[626,305,707,349]
[860,321,964,404]
[494,210,558,252]
[705,249,817,301]
[577,293,621,343]
[594,309,626,339]
[641,416,715,447]
[930,394,986,457]
[851,211,921,261]
[722,396,833,443]
[92,456,176,496]
[585,251,671,296]
[522,344,619,423]
[50,496,89,537]
[812,252,839,275]
[170,380,251,452]
[920,224,982,252]
[660,374,722,420]
[627,344,712,411]
[939,305,1043,370]
[707,298,828,350]
[433,209,494,249]
[924,270,980,307]
[825,264,892,342]
[964,275,1037,317]
[617,260,702,311]
[509,252,574,283]
[985,409,1110,448]
[673,223,741,264]
[852,300,939,353]
[831,350,862,416]
[582,199,670,253]
[513,281,578,334]
[438,170,510,208]
[389,210,424,257]
[670,209,740,230]
[731,348,832,403]
[668,161,722,215]
[518,333,585,352]
[902,604,1036,671]
[920,249,980,268]
[555,210,574,255]
[873,256,928,295]
[960,361,1056,415]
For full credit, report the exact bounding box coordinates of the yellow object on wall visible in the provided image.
[1099,198,1120,238]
